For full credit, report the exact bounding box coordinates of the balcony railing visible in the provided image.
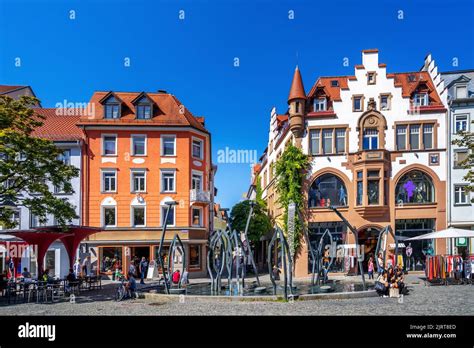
[190,189,211,203]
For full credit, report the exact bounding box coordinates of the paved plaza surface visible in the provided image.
[1,274,472,316]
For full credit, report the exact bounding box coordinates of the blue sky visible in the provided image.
[1,0,473,209]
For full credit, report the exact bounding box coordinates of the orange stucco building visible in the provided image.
[78,91,214,277]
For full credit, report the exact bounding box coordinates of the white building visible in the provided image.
[254,49,450,277]
[440,69,474,255]
[0,107,84,278]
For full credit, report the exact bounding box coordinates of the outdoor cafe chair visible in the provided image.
[36,282,48,303]
[6,282,19,304]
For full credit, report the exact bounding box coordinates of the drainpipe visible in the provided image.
[447,99,453,255]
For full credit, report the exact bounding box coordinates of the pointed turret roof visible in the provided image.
[288,66,306,102]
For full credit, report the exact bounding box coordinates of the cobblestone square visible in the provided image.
[1,274,472,316]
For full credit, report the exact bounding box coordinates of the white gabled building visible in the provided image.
[253,49,450,277]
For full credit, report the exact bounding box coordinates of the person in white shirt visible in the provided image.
[73,258,81,278]
[82,256,91,277]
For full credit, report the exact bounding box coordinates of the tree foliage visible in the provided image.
[0,95,79,229]
[274,144,310,258]
[230,199,272,243]
[452,127,474,201]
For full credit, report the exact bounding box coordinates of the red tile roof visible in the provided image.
[288,66,306,101]
[0,85,26,94]
[307,72,442,105]
[32,108,84,141]
[393,71,442,105]
[78,91,208,132]
[308,77,349,102]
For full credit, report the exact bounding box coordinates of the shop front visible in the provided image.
[94,241,206,278]
[395,218,435,271]
[307,222,347,273]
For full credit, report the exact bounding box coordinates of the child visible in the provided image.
[368,256,374,279]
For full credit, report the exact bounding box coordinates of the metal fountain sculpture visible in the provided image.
[315,228,335,286]
[267,224,294,301]
[156,200,187,295]
[375,225,398,270]
[326,205,366,290]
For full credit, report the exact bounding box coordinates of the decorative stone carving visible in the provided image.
[367,97,376,111]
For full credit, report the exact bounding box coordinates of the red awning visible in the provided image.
[0,226,101,274]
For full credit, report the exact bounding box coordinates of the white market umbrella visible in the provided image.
[406,227,474,241]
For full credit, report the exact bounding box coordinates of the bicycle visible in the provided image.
[114,276,137,301]
[115,276,127,301]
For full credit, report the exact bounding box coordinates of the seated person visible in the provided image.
[125,272,137,298]
[66,268,76,282]
[21,268,32,282]
[394,265,407,295]
[375,270,389,297]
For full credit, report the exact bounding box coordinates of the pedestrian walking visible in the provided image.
[139,257,148,285]
[368,256,374,279]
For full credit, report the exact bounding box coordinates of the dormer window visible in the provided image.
[313,98,327,112]
[103,96,121,119]
[455,85,467,99]
[413,93,428,106]
[104,96,121,119]
[135,96,153,119]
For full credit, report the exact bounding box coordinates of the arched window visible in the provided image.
[395,170,434,204]
[309,174,347,208]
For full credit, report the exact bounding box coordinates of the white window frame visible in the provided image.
[192,137,204,160]
[131,134,147,156]
[409,124,420,150]
[380,94,390,111]
[396,125,407,150]
[161,205,175,227]
[191,170,203,191]
[161,169,176,193]
[454,185,469,205]
[130,169,146,193]
[131,205,146,227]
[101,169,117,193]
[414,93,428,106]
[363,128,379,150]
[191,207,203,227]
[309,129,320,155]
[161,134,176,156]
[102,134,117,156]
[313,98,327,112]
[422,124,433,149]
[454,114,469,134]
[335,128,345,154]
[102,206,117,227]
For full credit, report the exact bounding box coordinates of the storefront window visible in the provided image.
[189,245,201,269]
[308,222,347,273]
[395,219,435,271]
[100,247,122,273]
[395,170,434,204]
[308,174,347,208]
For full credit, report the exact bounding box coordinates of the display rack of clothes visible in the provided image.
[425,255,474,284]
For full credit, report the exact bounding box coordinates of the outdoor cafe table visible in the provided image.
[3,279,65,304]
